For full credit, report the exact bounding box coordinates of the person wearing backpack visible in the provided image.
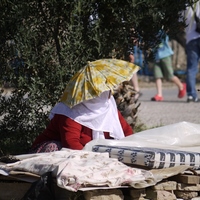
[151,34,186,101]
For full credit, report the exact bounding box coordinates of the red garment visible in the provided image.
[32,111,133,150]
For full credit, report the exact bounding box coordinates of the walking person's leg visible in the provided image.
[155,78,163,97]
[161,56,186,98]
[171,76,186,98]
[131,73,140,92]
[129,53,142,99]
[186,39,200,102]
[151,61,164,101]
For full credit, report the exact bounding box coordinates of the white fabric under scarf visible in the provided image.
[49,91,125,140]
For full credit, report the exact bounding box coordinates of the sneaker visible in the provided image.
[178,83,186,98]
[187,96,199,102]
[151,95,163,101]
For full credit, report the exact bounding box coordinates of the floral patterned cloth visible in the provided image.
[0,148,156,191]
[29,140,62,153]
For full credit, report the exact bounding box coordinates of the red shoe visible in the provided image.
[151,95,163,101]
[178,83,186,98]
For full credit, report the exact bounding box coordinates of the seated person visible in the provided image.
[30,90,133,153]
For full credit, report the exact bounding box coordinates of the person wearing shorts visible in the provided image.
[151,34,186,101]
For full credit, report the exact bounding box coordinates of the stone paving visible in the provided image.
[137,81,200,129]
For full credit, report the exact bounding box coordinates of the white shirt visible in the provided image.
[184,2,200,44]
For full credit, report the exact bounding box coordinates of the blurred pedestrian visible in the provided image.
[128,51,142,100]
[183,2,200,102]
[151,34,186,101]
[123,27,143,100]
